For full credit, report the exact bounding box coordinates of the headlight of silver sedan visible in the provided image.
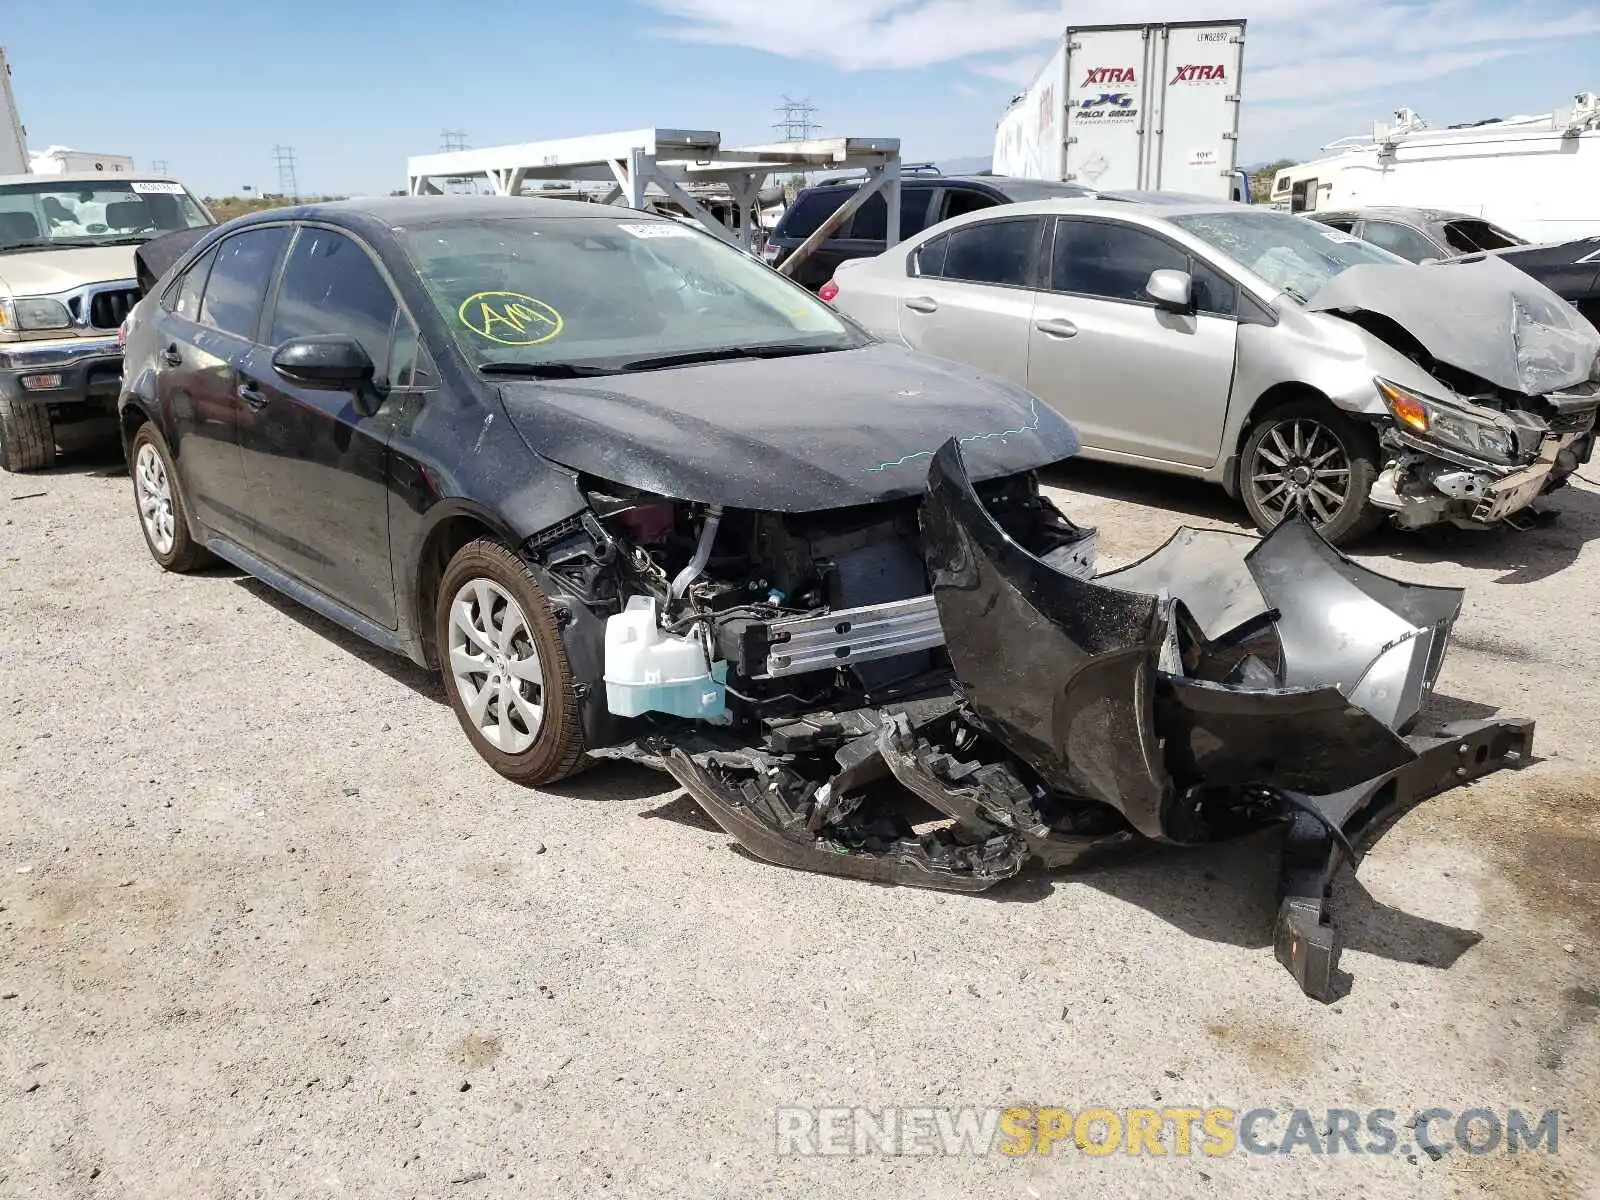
[1376,377,1519,464]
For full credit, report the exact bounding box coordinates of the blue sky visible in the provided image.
[5,0,1599,197]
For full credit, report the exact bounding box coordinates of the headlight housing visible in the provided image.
[0,296,73,332]
[1375,377,1519,464]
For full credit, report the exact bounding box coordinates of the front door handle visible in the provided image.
[904,296,939,314]
[1035,318,1079,339]
[236,381,269,410]
[160,344,183,367]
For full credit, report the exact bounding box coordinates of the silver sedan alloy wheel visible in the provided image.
[135,442,176,555]
[1249,417,1352,527]
[448,578,545,754]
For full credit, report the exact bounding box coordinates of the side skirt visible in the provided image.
[203,534,419,663]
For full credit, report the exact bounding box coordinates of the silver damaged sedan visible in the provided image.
[827,200,1600,544]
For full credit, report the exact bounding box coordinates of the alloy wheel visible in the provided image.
[1248,418,1352,527]
[135,443,176,555]
[447,578,545,754]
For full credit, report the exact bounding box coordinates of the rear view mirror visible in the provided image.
[272,335,375,391]
[1146,269,1194,313]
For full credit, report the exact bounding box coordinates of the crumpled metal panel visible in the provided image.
[923,440,1173,839]
[1304,255,1600,396]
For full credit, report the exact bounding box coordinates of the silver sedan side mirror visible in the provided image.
[1146,269,1194,312]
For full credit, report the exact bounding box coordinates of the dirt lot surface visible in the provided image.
[2,452,1597,1199]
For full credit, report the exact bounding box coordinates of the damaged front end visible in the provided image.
[1309,256,1600,530]
[541,443,1530,1001]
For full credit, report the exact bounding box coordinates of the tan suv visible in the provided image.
[0,172,213,471]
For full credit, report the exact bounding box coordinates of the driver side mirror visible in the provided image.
[272,335,382,413]
[1146,269,1194,313]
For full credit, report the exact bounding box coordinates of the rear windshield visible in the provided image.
[778,186,937,241]
[777,190,849,239]
[1441,219,1526,254]
[0,179,211,254]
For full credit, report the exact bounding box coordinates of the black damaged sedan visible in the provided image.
[119,196,1531,999]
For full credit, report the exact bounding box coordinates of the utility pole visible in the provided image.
[272,144,299,203]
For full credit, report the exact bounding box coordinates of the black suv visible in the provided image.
[764,175,1093,291]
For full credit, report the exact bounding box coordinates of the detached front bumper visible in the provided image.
[0,337,123,406]
[654,440,1533,1001]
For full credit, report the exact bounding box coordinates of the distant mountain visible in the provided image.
[936,156,992,176]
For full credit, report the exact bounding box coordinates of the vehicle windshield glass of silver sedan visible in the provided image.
[1169,210,1405,304]
[400,216,865,367]
[0,180,211,252]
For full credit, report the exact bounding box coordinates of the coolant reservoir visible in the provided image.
[604,595,728,719]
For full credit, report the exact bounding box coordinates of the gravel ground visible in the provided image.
[1,450,1596,1200]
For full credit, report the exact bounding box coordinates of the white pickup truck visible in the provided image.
[0,172,214,471]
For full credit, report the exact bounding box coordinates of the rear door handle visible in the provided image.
[1035,318,1078,339]
[160,344,183,367]
[236,380,269,410]
[904,296,939,314]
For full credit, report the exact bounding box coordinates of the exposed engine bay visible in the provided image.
[529,440,1532,1001]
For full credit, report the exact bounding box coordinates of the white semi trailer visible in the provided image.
[993,19,1248,200]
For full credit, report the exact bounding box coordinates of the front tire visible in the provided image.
[435,539,588,786]
[130,423,210,572]
[1240,399,1384,546]
[0,397,55,473]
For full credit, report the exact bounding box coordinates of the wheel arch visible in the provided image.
[411,504,519,670]
[1223,382,1337,497]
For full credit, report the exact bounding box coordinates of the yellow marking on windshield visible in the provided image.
[457,291,564,346]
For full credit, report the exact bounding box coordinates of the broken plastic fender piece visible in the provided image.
[921,440,1174,840]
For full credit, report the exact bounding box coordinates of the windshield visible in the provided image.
[0,180,211,253]
[1169,210,1405,303]
[399,214,866,371]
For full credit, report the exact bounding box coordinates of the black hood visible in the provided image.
[495,342,1079,511]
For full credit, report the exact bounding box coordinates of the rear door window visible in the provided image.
[199,226,290,340]
[165,245,217,320]
[1441,220,1524,254]
[846,186,935,241]
[1358,220,1441,263]
[778,191,848,239]
[941,187,1003,222]
[939,218,1042,287]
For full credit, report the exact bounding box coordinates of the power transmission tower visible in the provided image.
[149,159,170,174]
[272,144,299,203]
[772,96,819,143]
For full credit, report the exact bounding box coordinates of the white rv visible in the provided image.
[28,146,135,176]
[1271,94,1600,242]
[993,20,1248,201]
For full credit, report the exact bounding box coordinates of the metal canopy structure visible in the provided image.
[407,128,904,271]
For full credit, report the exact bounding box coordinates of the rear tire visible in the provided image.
[1240,399,1384,546]
[0,397,56,473]
[129,423,210,572]
[435,539,589,786]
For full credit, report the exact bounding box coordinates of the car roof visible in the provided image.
[0,172,188,186]
[973,197,1248,220]
[1314,206,1483,224]
[801,174,1092,198]
[248,194,665,227]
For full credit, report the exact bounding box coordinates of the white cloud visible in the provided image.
[642,0,1600,128]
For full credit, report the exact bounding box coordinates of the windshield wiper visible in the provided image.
[617,342,845,372]
[478,361,619,379]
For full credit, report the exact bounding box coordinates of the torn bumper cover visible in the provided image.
[660,441,1531,1000]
